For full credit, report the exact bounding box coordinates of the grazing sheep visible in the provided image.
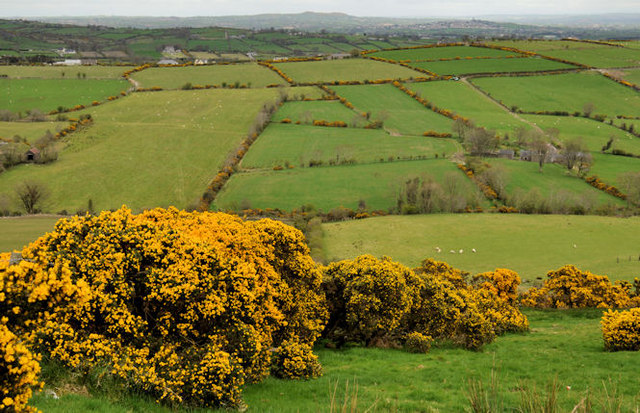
[573,244,577,248]
[472,248,476,253]
[435,247,442,253]
[459,249,464,254]
[450,250,456,253]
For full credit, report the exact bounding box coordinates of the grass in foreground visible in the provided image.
[30,310,640,412]
[0,216,60,252]
[322,214,640,282]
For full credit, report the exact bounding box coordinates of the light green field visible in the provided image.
[622,68,640,85]
[0,88,279,213]
[522,114,640,154]
[406,80,528,135]
[472,72,640,118]
[130,63,287,89]
[270,100,361,124]
[0,65,130,79]
[0,78,130,113]
[330,84,453,135]
[273,59,425,83]
[490,159,622,206]
[0,121,67,142]
[411,57,575,75]
[487,40,615,52]
[215,159,480,212]
[589,152,640,187]
[0,216,60,252]
[369,46,519,61]
[541,48,640,68]
[323,214,640,282]
[241,123,459,168]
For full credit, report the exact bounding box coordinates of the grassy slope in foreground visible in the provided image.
[0,88,279,212]
[323,214,640,282]
[241,123,458,169]
[130,63,287,89]
[273,59,425,84]
[30,310,640,411]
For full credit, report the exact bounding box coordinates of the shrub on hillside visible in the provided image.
[601,308,640,351]
[472,268,521,305]
[1,208,328,408]
[520,265,634,309]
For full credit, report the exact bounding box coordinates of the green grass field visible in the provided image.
[0,121,67,142]
[522,114,640,154]
[589,152,640,187]
[241,123,459,168]
[0,78,130,113]
[330,84,454,135]
[323,214,640,281]
[622,68,640,85]
[487,40,617,52]
[28,309,640,412]
[411,57,576,75]
[215,159,480,212]
[0,216,60,252]
[489,158,622,206]
[471,72,640,119]
[272,59,425,84]
[541,48,640,68]
[0,65,130,79]
[270,100,361,124]
[406,80,528,135]
[0,88,280,213]
[130,63,287,89]
[369,46,520,61]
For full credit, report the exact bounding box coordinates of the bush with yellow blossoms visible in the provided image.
[520,265,634,309]
[601,308,640,351]
[2,207,328,408]
[0,319,41,413]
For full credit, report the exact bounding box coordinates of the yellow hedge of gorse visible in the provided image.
[1,207,328,408]
[601,308,640,351]
[521,265,637,309]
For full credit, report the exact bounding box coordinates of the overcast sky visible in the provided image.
[2,0,636,18]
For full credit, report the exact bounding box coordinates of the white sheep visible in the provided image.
[472,248,477,253]
[459,249,464,254]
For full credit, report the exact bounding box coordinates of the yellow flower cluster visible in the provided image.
[520,265,637,309]
[472,268,521,305]
[270,340,322,380]
[0,317,41,413]
[2,207,328,408]
[601,308,640,351]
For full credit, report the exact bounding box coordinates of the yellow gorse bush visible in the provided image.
[601,308,640,351]
[520,265,635,309]
[2,207,328,408]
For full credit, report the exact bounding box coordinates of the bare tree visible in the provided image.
[452,118,472,141]
[583,102,595,118]
[464,127,498,157]
[619,171,640,207]
[527,131,551,172]
[562,137,590,171]
[15,181,49,214]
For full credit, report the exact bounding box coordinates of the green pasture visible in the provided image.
[0,88,280,213]
[522,114,640,154]
[0,216,61,253]
[270,100,360,124]
[541,48,640,68]
[272,59,424,84]
[369,45,520,61]
[130,63,287,89]
[0,65,130,79]
[323,214,640,282]
[0,78,129,113]
[411,57,576,75]
[406,80,528,135]
[589,152,640,187]
[487,40,616,52]
[471,72,640,119]
[622,68,640,85]
[489,158,622,206]
[0,121,67,142]
[215,159,481,212]
[241,123,459,168]
[330,84,453,135]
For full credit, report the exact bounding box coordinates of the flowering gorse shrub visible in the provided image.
[2,207,327,408]
[472,268,521,305]
[601,308,640,351]
[520,265,634,309]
